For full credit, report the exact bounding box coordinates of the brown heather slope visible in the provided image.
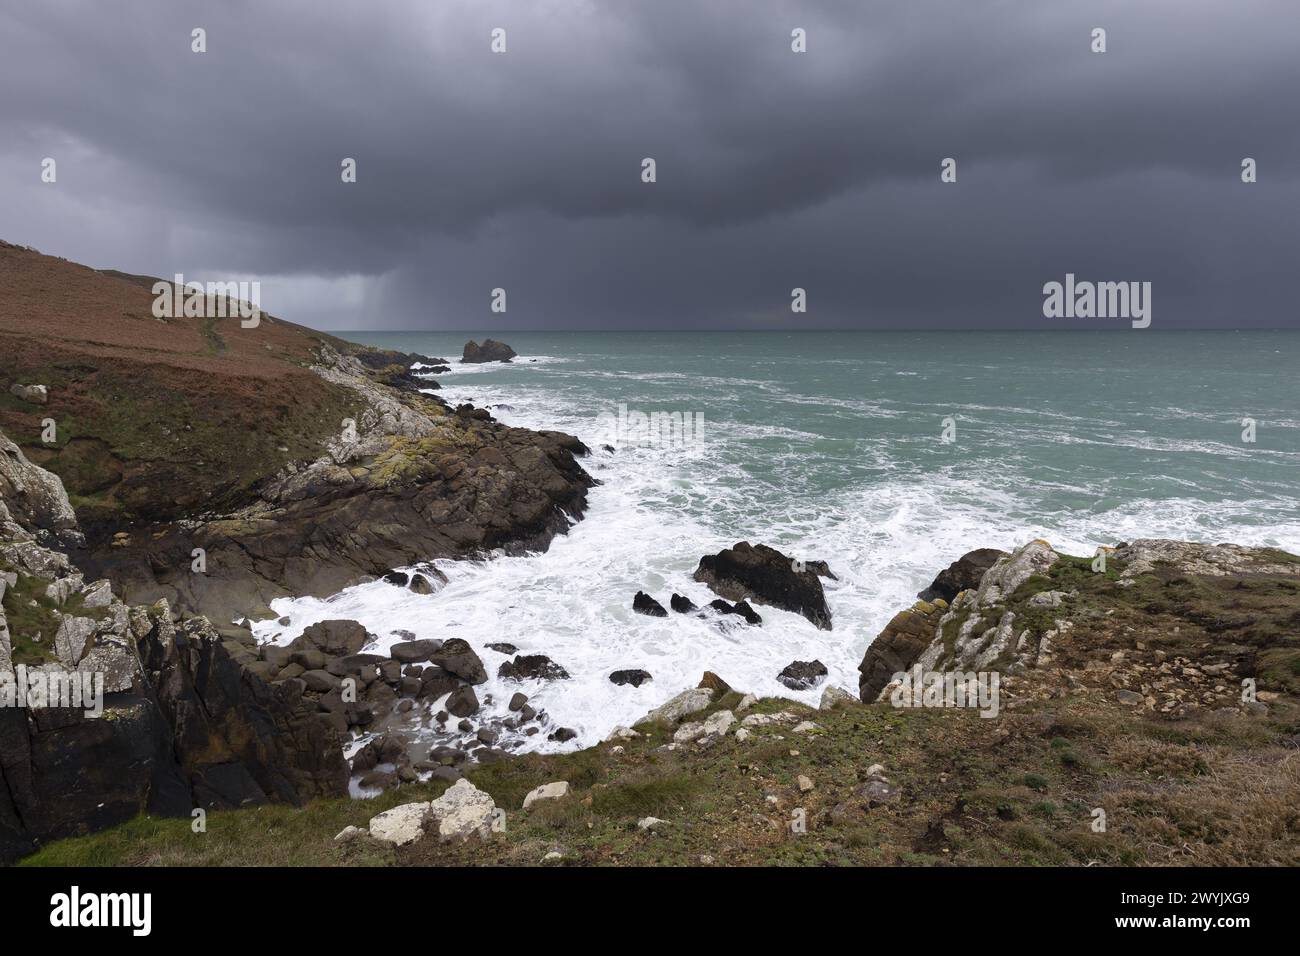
[0,239,362,527]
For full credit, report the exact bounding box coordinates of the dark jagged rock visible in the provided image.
[708,598,762,626]
[777,659,828,690]
[694,541,832,630]
[916,548,1008,603]
[461,339,518,364]
[669,593,697,613]
[633,591,668,617]
[548,727,578,743]
[427,638,487,685]
[498,654,571,681]
[382,570,410,586]
[485,642,517,654]
[609,669,653,687]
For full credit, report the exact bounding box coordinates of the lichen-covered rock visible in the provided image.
[368,801,433,846]
[0,432,78,539]
[522,781,570,809]
[641,686,713,725]
[428,779,498,841]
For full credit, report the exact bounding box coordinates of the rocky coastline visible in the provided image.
[3,241,1297,866]
[0,242,595,861]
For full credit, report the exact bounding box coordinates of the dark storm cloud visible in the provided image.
[1,0,1297,329]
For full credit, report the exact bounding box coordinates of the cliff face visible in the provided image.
[1,436,348,863]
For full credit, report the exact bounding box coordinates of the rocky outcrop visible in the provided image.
[88,347,593,626]
[694,542,832,630]
[669,593,696,613]
[708,598,762,625]
[0,432,79,545]
[777,659,828,690]
[0,426,347,863]
[916,548,1007,603]
[609,669,652,687]
[632,591,667,617]
[8,384,47,405]
[461,339,517,364]
[857,599,948,701]
[859,538,1300,720]
[498,654,570,681]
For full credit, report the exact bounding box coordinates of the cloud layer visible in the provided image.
[2,0,1297,329]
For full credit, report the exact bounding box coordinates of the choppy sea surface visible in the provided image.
[255,330,1300,752]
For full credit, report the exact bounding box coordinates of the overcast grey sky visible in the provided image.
[2,0,1297,330]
